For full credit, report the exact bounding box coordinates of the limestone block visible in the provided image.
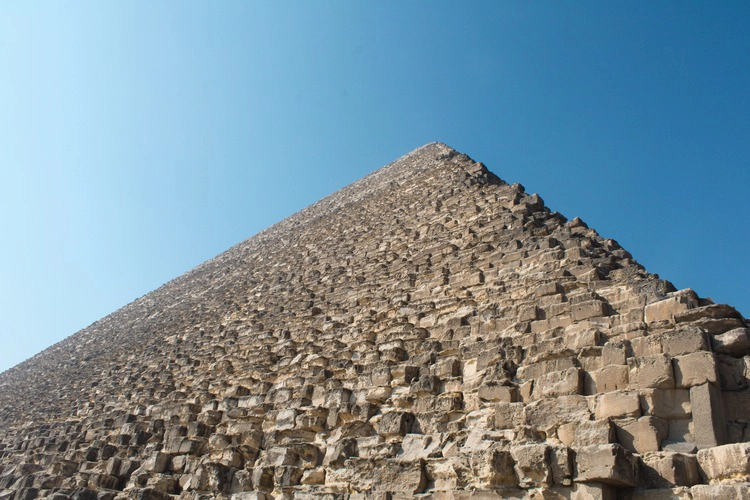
[628,487,692,499]
[644,291,699,324]
[523,395,591,430]
[511,443,550,488]
[396,434,442,461]
[531,367,583,399]
[275,409,298,430]
[697,442,750,483]
[691,484,750,499]
[712,328,750,356]
[661,327,708,356]
[322,438,356,466]
[300,467,325,485]
[570,482,617,500]
[628,354,675,390]
[588,365,628,393]
[575,444,639,487]
[550,446,574,486]
[640,452,701,488]
[250,467,274,493]
[494,402,525,430]
[640,388,691,419]
[516,357,577,382]
[143,452,170,474]
[432,357,460,378]
[594,391,641,419]
[477,383,518,402]
[673,351,718,389]
[631,336,663,357]
[718,355,748,391]
[467,446,518,488]
[601,342,627,366]
[690,383,727,449]
[572,300,607,322]
[613,416,668,454]
[378,412,415,437]
[571,419,617,448]
[325,458,426,493]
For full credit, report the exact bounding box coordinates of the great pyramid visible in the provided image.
[1,143,749,499]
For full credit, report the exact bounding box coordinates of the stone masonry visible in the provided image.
[1,143,749,499]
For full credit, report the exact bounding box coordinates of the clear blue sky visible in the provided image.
[1,2,748,372]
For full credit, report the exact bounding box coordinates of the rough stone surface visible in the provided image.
[0,143,748,498]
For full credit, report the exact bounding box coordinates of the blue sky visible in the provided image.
[0,2,748,372]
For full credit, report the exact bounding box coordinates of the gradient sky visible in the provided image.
[1,2,748,372]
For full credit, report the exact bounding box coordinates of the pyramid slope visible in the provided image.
[1,143,749,498]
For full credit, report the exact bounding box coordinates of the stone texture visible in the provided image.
[0,143,747,498]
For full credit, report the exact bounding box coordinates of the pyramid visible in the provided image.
[1,143,749,499]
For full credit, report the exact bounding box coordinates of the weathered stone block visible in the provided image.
[523,395,591,430]
[531,367,583,399]
[661,327,708,356]
[673,351,718,388]
[628,354,675,389]
[588,365,628,393]
[690,383,727,449]
[690,484,750,499]
[575,444,639,487]
[511,443,550,488]
[378,412,415,437]
[712,328,750,356]
[640,452,701,488]
[326,458,426,493]
[570,419,617,448]
[595,391,641,419]
[697,442,750,483]
[644,291,699,323]
[477,383,518,402]
[613,416,668,454]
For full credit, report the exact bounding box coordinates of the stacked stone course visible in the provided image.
[1,143,749,498]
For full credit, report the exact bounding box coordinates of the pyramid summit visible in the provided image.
[1,143,749,498]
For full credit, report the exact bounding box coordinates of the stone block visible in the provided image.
[691,484,750,499]
[640,388,691,419]
[143,452,170,474]
[613,416,668,454]
[696,442,750,483]
[572,419,617,448]
[511,443,550,488]
[601,342,627,366]
[531,367,583,399]
[595,391,641,419]
[673,351,718,389]
[631,336,663,357]
[575,444,639,487]
[644,291,699,323]
[628,354,675,389]
[572,300,607,321]
[717,355,748,391]
[640,452,701,488]
[326,458,426,494]
[550,445,574,486]
[690,383,727,449]
[477,384,518,402]
[494,402,524,430]
[396,434,442,461]
[523,395,591,430]
[712,328,750,356]
[661,327,708,356]
[378,412,415,437]
[588,365,628,393]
